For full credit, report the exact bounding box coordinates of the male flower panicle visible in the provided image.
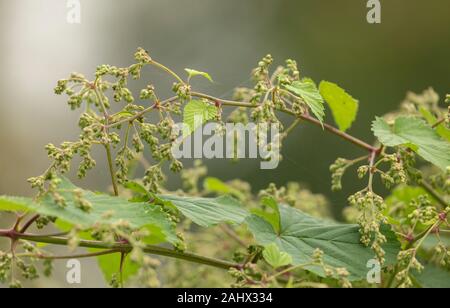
[330,158,351,192]
[6,48,448,289]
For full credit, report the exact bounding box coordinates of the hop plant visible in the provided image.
[1,48,448,289]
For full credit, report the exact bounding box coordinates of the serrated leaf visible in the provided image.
[263,243,292,269]
[246,204,400,281]
[203,177,246,201]
[156,194,248,228]
[372,116,450,170]
[123,181,150,202]
[185,68,213,83]
[319,81,359,132]
[0,177,178,245]
[123,181,148,196]
[284,78,325,125]
[419,107,450,142]
[183,100,218,136]
[0,196,31,212]
[251,197,280,234]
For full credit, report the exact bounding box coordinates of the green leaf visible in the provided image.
[156,194,249,228]
[284,78,325,125]
[0,177,178,245]
[413,264,450,288]
[372,116,450,171]
[123,181,150,202]
[319,81,359,132]
[183,100,218,136]
[203,177,246,201]
[419,107,450,142]
[0,196,32,212]
[123,181,148,196]
[251,197,280,234]
[246,204,400,281]
[185,68,213,83]
[93,251,139,286]
[262,243,293,269]
[53,221,140,286]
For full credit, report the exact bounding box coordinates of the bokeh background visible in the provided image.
[0,0,449,287]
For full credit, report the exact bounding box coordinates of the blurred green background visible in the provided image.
[0,0,449,287]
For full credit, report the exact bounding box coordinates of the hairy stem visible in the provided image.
[0,231,239,270]
[432,118,445,129]
[297,113,378,153]
[17,249,121,260]
[191,91,378,153]
[150,61,185,85]
[19,214,40,233]
[367,151,377,192]
[107,96,179,128]
[269,262,314,281]
[105,144,119,196]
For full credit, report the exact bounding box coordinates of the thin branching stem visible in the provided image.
[0,231,240,270]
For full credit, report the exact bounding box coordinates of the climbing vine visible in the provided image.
[0,49,449,288]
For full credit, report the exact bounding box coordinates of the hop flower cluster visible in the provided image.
[330,158,351,191]
[0,252,12,283]
[379,154,407,189]
[311,248,352,288]
[408,195,437,225]
[348,191,388,262]
[396,249,423,288]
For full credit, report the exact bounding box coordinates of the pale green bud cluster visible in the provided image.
[276,59,301,86]
[134,47,152,64]
[144,165,165,193]
[172,82,191,100]
[407,195,441,226]
[0,252,12,283]
[252,54,273,82]
[16,259,39,280]
[330,158,351,191]
[381,154,407,189]
[312,248,352,288]
[72,188,93,213]
[251,100,278,125]
[396,249,423,288]
[357,165,369,179]
[35,216,57,229]
[140,84,156,100]
[115,146,135,184]
[349,190,387,262]
[434,243,450,267]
